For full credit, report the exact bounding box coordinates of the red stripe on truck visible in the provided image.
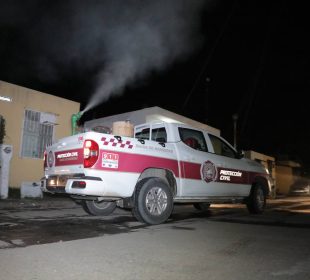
[54,148,84,166]
[53,148,268,185]
[92,150,180,177]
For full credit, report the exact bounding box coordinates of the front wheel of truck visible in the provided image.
[246,183,266,214]
[133,177,174,225]
[82,200,116,216]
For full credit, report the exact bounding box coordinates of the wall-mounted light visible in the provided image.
[0,96,12,102]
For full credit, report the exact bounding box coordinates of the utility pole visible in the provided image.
[182,0,238,111]
[205,77,211,122]
[232,113,238,149]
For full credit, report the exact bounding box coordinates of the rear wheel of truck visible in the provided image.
[82,200,116,216]
[246,183,266,214]
[133,177,173,225]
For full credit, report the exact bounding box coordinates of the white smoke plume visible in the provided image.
[0,0,210,112]
[82,0,209,113]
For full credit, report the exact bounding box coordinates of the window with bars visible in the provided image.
[21,110,55,159]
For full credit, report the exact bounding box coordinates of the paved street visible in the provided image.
[0,195,310,279]
[1,195,310,249]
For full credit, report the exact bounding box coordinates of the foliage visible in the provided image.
[8,187,20,198]
[0,115,6,145]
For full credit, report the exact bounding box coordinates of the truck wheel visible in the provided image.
[133,178,173,225]
[246,183,266,214]
[193,202,211,211]
[82,200,116,216]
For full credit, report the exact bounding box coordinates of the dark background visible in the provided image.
[0,0,309,169]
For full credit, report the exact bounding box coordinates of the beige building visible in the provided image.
[0,80,80,189]
[275,160,302,195]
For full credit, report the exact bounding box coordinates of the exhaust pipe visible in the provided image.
[71,111,84,135]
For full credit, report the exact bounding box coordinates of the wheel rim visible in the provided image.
[92,201,112,210]
[145,186,168,216]
[256,188,265,209]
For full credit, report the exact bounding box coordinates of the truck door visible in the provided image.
[178,127,220,196]
[178,127,249,197]
[205,133,250,196]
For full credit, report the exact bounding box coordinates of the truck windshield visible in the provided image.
[208,134,237,158]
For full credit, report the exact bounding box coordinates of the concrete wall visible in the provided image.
[275,165,294,195]
[0,80,80,188]
[275,161,302,195]
[85,106,221,136]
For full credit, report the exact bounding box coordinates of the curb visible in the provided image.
[0,196,79,210]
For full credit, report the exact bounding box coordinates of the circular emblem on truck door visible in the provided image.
[47,151,54,167]
[201,160,217,183]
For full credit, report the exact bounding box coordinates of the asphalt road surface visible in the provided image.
[0,196,310,280]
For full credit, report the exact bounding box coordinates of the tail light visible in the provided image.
[43,151,47,169]
[83,140,99,168]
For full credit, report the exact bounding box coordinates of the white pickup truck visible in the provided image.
[41,122,273,224]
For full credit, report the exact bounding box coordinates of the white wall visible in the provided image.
[85,106,221,136]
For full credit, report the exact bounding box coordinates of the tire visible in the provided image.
[246,183,266,214]
[193,202,211,211]
[82,200,116,216]
[132,177,174,225]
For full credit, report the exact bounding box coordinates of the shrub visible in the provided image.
[0,115,5,144]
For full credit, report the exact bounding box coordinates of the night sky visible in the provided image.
[0,1,309,168]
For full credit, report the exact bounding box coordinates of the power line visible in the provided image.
[182,0,239,110]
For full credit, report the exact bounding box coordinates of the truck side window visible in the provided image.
[135,128,150,140]
[151,127,167,143]
[208,134,236,158]
[178,127,208,152]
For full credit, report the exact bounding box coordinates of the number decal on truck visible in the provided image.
[102,152,119,169]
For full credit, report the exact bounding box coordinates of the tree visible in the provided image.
[0,115,6,145]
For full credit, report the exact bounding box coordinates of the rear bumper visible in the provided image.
[41,174,127,199]
[41,174,104,195]
[42,171,138,198]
